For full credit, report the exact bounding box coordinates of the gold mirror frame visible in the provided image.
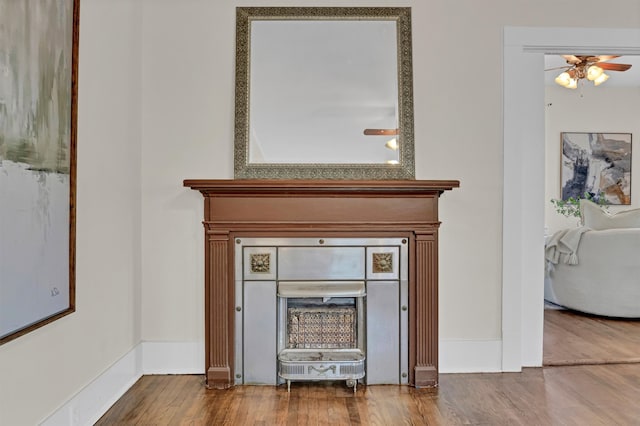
[234,7,415,180]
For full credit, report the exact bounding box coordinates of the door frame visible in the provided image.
[502,26,640,370]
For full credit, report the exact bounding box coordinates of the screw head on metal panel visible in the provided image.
[236,306,242,312]
[402,239,407,244]
[401,305,408,311]
[236,374,242,379]
[319,239,325,244]
[236,239,241,244]
[402,372,408,378]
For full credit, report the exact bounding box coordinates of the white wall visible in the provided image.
[545,85,640,234]
[140,0,640,359]
[140,0,231,342]
[2,0,640,424]
[0,1,143,425]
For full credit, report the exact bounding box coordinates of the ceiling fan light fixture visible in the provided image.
[593,72,609,86]
[586,65,604,81]
[554,72,572,87]
[385,138,398,151]
[548,55,632,89]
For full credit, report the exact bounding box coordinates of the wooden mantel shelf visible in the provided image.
[184,179,459,195]
[184,179,459,389]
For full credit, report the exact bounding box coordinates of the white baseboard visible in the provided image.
[439,339,503,373]
[40,341,204,426]
[41,345,143,426]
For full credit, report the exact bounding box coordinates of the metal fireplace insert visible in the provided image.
[278,281,366,392]
[234,237,408,391]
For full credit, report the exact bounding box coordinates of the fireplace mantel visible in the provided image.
[184,179,459,388]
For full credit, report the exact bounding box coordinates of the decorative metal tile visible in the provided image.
[287,307,356,349]
[372,252,394,273]
[250,253,271,273]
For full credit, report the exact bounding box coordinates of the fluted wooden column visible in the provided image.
[205,228,233,389]
[414,230,438,387]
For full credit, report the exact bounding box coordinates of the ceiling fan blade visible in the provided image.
[597,62,632,72]
[562,55,582,64]
[544,65,572,72]
[590,55,620,63]
[363,128,399,136]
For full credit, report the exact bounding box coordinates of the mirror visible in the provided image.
[234,7,415,179]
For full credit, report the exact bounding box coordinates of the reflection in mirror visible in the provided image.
[250,20,399,164]
[234,7,415,179]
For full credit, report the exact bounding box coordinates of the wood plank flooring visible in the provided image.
[96,365,640,425]
[543,308,640,366]
[96,310,640,425]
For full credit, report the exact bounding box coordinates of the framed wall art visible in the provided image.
[561,132,632,205]
[0,0,79,345]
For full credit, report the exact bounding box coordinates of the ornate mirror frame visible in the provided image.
[234,7,415,180]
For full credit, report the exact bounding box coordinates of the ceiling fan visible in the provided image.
[546,55,632,89]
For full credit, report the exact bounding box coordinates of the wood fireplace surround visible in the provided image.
[183,179,459,388]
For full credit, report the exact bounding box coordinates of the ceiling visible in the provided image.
[544,55,640,88]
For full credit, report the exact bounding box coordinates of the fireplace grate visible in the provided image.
[287,306,356,349]
[278,349,365,392]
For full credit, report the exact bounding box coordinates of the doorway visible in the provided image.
[542,53,640,365]
[502,27,640,371]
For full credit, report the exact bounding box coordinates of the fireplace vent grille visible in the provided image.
[340,364,362,375]
[287,306,356,349]
[280,364,305,375]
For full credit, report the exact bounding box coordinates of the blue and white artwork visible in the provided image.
[0,0,76,342]
[561,132,632,205]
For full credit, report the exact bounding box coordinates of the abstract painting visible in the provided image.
[561,132,632,205]
[0,0,78,344]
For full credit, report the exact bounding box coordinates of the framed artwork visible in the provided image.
[0,0,79,345]
[561,132,632,205]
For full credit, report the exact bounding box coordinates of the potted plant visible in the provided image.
[550,191,607,220]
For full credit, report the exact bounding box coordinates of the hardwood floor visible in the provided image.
[96,310,640,425]
[96,364,640,425]
[544,308,640,366]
